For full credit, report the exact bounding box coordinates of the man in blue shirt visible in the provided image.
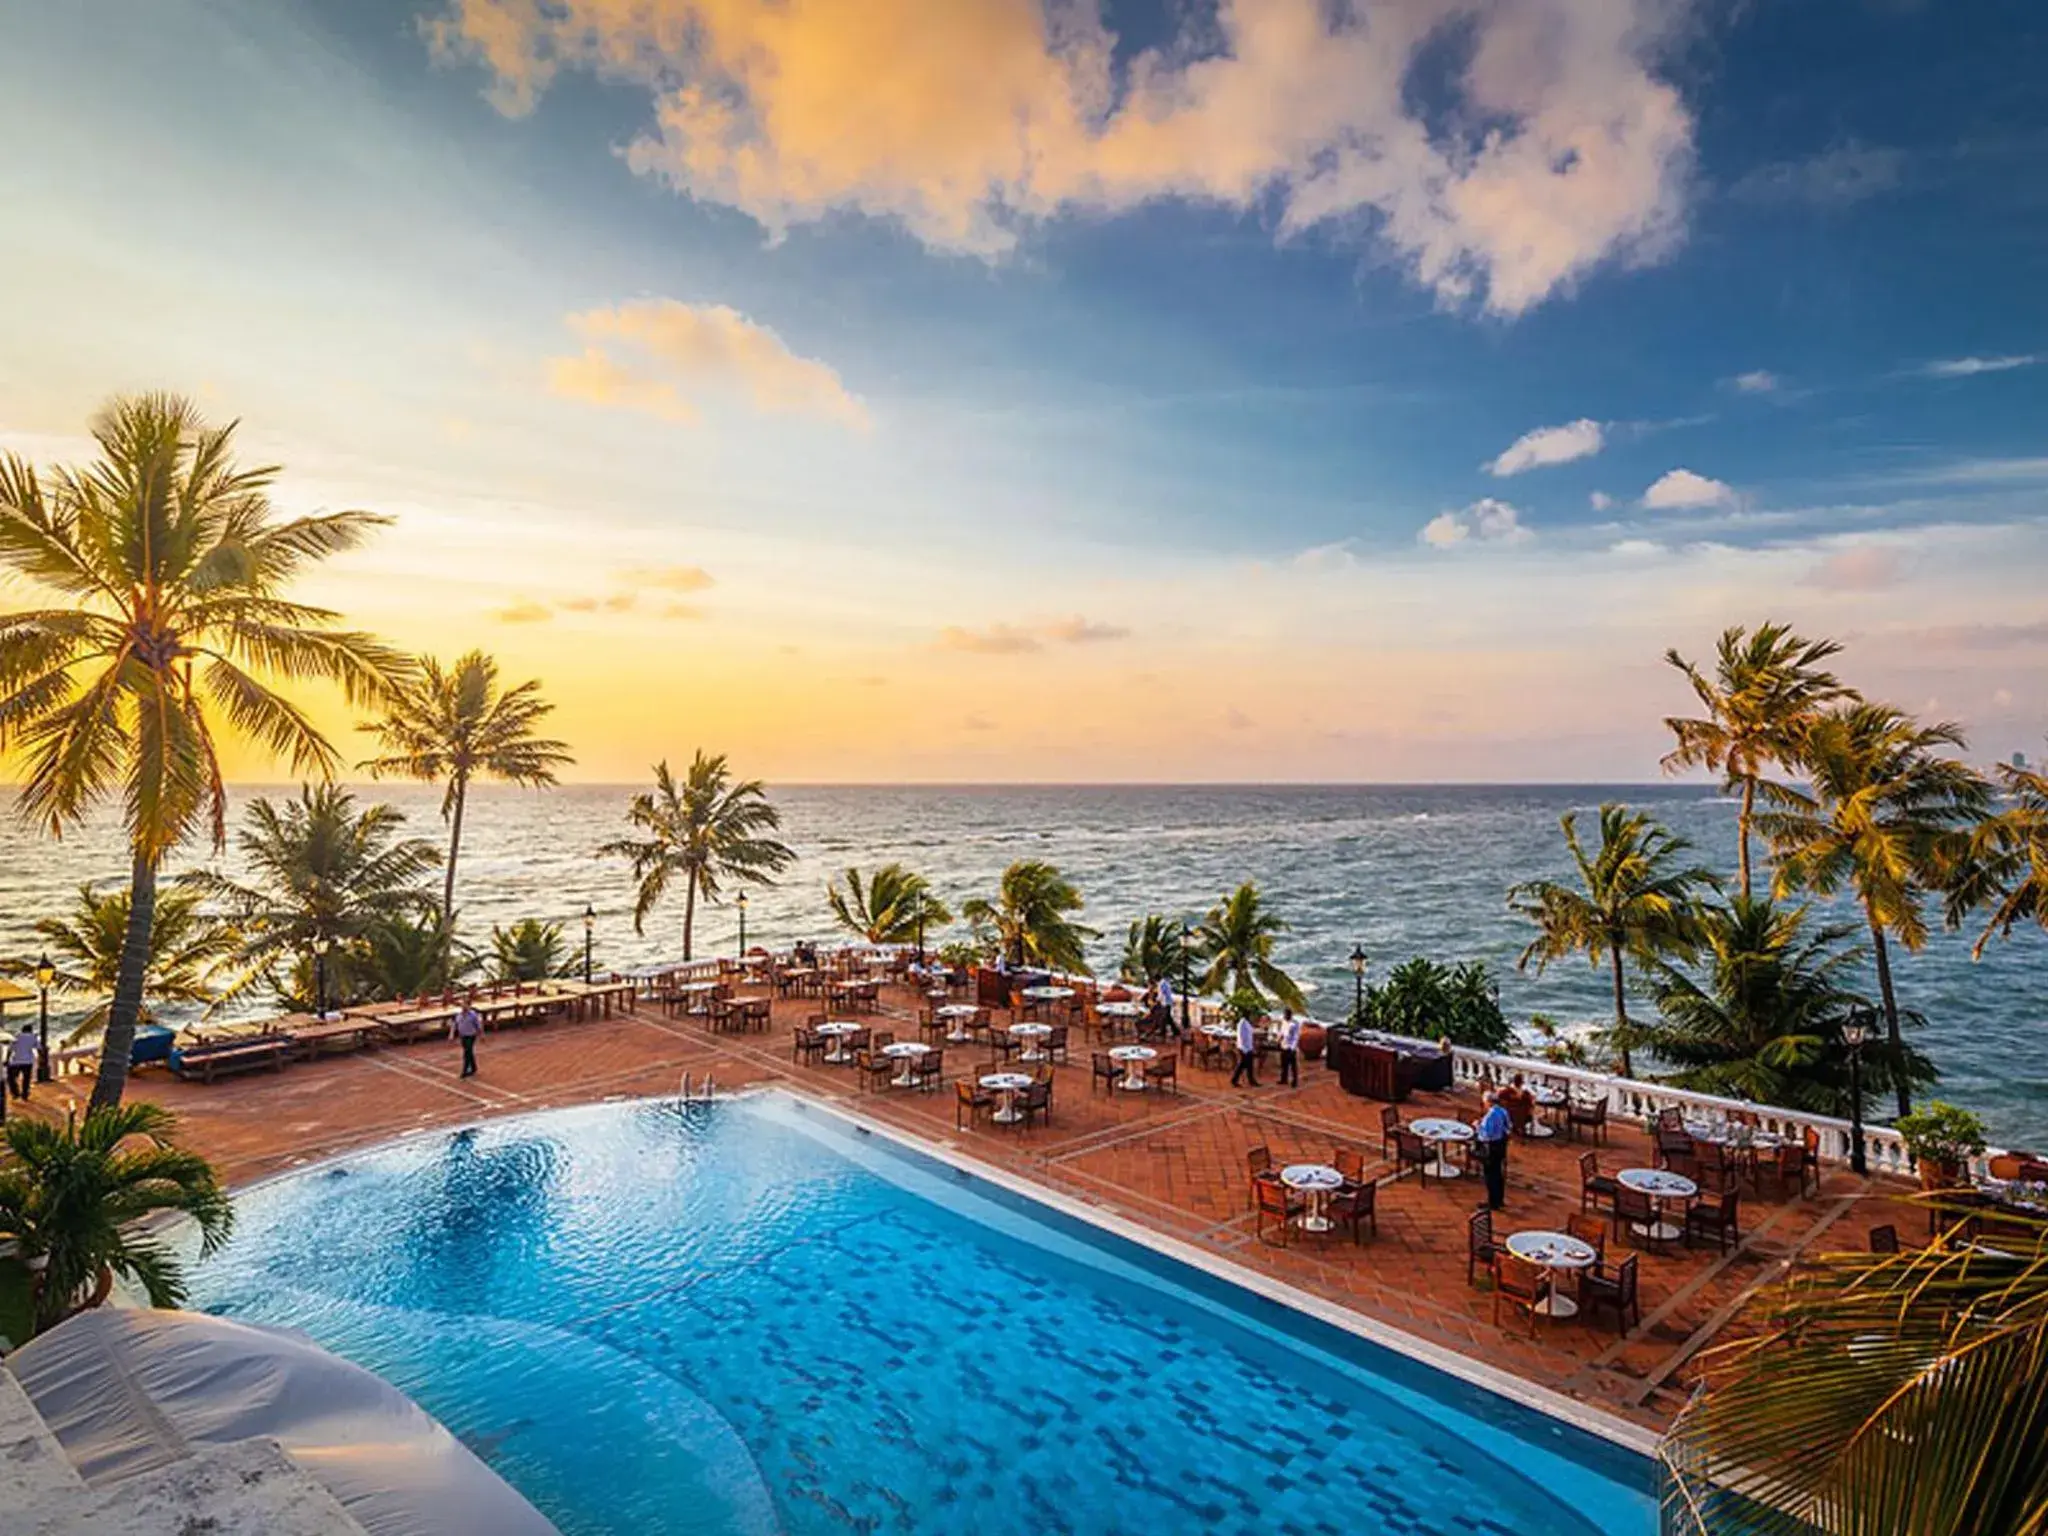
[1475,1090,1512,1210]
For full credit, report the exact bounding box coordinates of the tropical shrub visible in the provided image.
[961,861,1096,973]
[0,1104,233,1335]
[490,918,570,982]
[1352,957,1513,1051]
[1895,1101,1988,1173]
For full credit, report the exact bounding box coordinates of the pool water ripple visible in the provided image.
[191,1097,1655,1536]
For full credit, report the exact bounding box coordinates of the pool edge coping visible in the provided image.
[206,1083,1665,1462]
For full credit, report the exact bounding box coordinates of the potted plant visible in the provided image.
[1221,987,1268,1027]
[1895,1100,1988,1190]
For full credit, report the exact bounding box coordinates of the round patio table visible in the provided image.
[936,1003,980,1043]
[1409,1117,1475,1180]
[1009,1022,1053,1061]
[1504,1230,1599,1317]
[881,1040,930,1087]
[1020,986,1075,1003]
[1525,1084,1566,1138]
[1108,1044,1157,1092]
[1200,1022,1235,1039]
[981,1071,1033,1124]
[1096,1001,1145,1021]
[1281,1163,1344,1232]
[1617,1168,1697,1242]
[816,1020,864,1064]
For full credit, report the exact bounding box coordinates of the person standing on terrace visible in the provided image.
[1475,1091,1512,1210]
[1277,1011,1302,1087]
[452,994,482,1079]
[1231,1010,1260,1088]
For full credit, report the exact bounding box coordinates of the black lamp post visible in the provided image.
[914,897,926,966]
[736,890,748,958]
[35,952,55,1083]
[1843,1007,1872,1177]
[312,934,331,1021]
[1178,922,1192,1036]
[1349,944,1367,1026]
[583,905,595,985]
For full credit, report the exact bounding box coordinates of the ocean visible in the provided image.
[3,783,2042,1148]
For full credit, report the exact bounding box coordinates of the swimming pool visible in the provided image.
[188,1094,1658,1535]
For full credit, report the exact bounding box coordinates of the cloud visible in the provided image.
[1730,369,1779,393]
[1420,497,1532,548]
[1486,418,1604,476]
[547,347,697,424]
[1906,621,2048,651]
[1609,538,1661,557]
[492,599,553,624]
[1290,540,1361,572]
[1804,545,1901,591]
[1642,467,1735,509]
[630,565,717,593]
[1589,490,1614,511]
[660,601,705,620]
[939,624,1041,655]
[1918,354,2038,379]
[430,0,1697,317]
[550,300,866,426]
[1044,616,1131,644]
[1727,141,1903,208]
[558,594,637,613]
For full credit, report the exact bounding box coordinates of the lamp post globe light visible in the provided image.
[311,934,332,1021]
[583,904,595,985]
[1348,944,1367,1026]
[35,951,55,1083]
[737,890,748,957]
[1843,1006,1873,1177]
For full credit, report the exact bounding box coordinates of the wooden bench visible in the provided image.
[170,1036,292,1083]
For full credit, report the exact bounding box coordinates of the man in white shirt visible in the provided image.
[6,1022,39,1102]
[1277,1011,1303,1088]
[1230,1011,1260,1088]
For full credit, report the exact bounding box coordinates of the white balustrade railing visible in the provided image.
[1442,1043,2006,1182]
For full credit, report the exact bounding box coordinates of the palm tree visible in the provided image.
[1191,883,1307,1010]
[961,861,1097,974]
[489,918,569,982]
[825,864,952,946]
[0,1103,233,1334]
[356,912,472,1001]
[1759,703,1990,1115]
[1509,804,1719,1078]
[1663,622,1850,900]
[1119,914,1186,987]
[359,649,573,935]
[600,753,795,960]
[1947,760,2048,959]
[0,393,405,1107]
[185,784,441,1009]
[1641,897,1933,1118]
[1660,1215,2048,1535]
[5,883,236,1046]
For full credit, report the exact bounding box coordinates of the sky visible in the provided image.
[1,0,2044,783]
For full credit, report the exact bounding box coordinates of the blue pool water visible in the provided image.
[188,1095,1658,1535]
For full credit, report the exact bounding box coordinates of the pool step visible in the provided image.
[17,1435,369,1535]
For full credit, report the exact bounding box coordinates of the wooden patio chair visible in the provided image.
[1327,1181,1376,1245]
[1580,1152,1619,1215]
[1684,1189,1741,1253]
[1378,1104,1402,1157]
[910,1049,944,1093]
[1565,1212,1609,1258]
[1091,1052,1125,1094]
[955,1079,994,1130]
[1467,1207,1498,1287]
[1493,1252,1550,1332]
[1392,1128,1437,1188]
[1145,1054,1178,1095]
[1613,1186,1666,1253]
[1580,1253,1640,1335]
[1869,1223,1900,1254]
[1566,1096,1608,1145]
[1253,1175,1306,1246]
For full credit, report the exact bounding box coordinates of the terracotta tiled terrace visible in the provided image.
[25,975,1927,1437]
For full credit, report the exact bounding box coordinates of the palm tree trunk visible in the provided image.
[1867,905,1909,1117]
[1737,776,1756,902]
[442,772,468,931]
[1609,943,1634,1079]
[682,870,698,962]
[89,853,157,1112]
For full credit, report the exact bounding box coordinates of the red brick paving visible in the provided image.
[28,979,1929,1435]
